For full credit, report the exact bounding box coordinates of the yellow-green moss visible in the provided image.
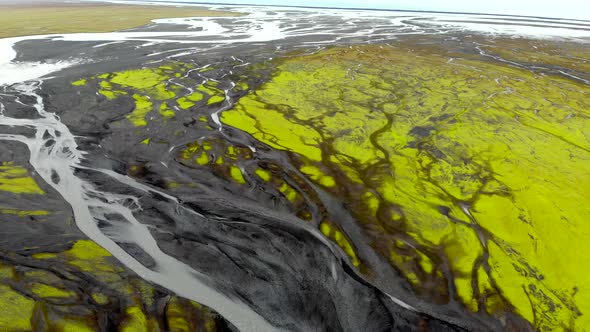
[177,97,195,109]
[255,168,271,182]
[197,84,222,96]
[0,209,49,216]
[177,92,205,109]
[121,306,148,332]
[167,298,192,332]
[153,83,176,100]
[207,95,225,105]
[65,240,116,273]
[111,69,166,90]
[199,67,214,73]
[51,318,95,332]
[159,103,176,119]
[91,292,110,305]
[165,297,218,332]
[99,89,122,100]
[320,222,360,267]
[222,99,323,162]
[220,44,590,329]
[187,92,204,102]
[195,152,209,166]
[0,284,34,330]
[31,283,76,299]
[31,253,57,260]
[98,80,126,100]
[71,78,87,86]
[300,165,335,188]
[279,182,299,202]
[128,94,152,127]
[0,165,45,195]
[226,146,237,158]
[230,166,246,184]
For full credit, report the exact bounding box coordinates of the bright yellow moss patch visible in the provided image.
[121,306,148,332]
[207,95,225,105]
[0,165,45,195]
[99,89,123,100]
[31,283,76,299]
[159,102,176,118]
[165,297,218,332]
[222,99,323,162]
[177,92,205,109]
[177,99,194,109]
[0,264,14,279]
[166,297,193,332]
[0,284,34,330]
[65,240,117,273]
[111,69,167,90]
[0,208,49,216]
[320,221,360,267]
[128,94,152,127]
[97,80,127,100]
[32,253,57,259]
[279,182,299,202]
[255,168,271,182]
[195,152,209,166]
[300,165,335,187]
[230,166,246,184]
[1,238,219,331]
[51,318,95,332]
[71,78,87,86]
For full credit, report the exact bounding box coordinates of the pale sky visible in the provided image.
[154,0,590,21]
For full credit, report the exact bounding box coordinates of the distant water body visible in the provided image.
[104,0,590,41]
[98,0,590,21]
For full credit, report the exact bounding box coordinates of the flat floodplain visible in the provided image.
[0,2,239,38]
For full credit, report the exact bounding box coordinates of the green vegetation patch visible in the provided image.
[71,63,230,131]
[127,94,152,127]
[0,163,45,195]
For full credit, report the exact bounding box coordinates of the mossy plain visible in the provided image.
[221,42,590,330]
[61,37,590,330]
